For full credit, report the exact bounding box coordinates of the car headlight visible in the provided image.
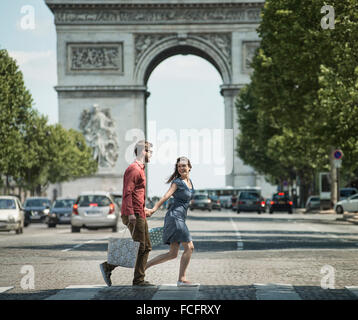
[8,215,16,223]
[44,209,50,215]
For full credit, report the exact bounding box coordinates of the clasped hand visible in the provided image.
[145,207,155,217]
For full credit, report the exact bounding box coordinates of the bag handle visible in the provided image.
[123,222,136,238]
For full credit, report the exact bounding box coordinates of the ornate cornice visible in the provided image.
[46,1,263,25]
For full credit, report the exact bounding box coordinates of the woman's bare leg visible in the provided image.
[145,242,180,270]
[178,241,194,282]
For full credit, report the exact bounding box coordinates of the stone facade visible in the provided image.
[45,0,276,199]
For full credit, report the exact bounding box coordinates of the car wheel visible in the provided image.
[112,225,118,232]
[269,210,273,214]
[288,210,293,214]
[237,210,240,214]
[336,205,344,214]
[71,225,81,233]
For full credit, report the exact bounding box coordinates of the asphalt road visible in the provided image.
[0,209,357,300]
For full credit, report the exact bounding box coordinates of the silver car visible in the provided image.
[0,196,25,234]
[305,196,320,213]
[334,193,358,214]
[71,192,119,233]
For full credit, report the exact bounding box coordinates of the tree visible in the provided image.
[46,125,98,185]
[236,0,358,205]
[0,49,33,191]
[0,48,98,195]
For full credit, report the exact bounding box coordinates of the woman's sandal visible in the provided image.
[177,280,200,287]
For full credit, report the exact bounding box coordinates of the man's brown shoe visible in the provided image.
[100,262,112,287]
[133,281,156,287]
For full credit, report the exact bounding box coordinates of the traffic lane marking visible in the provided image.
[60,229,126,252]
[230,218,243,250]
[61,239,96,252]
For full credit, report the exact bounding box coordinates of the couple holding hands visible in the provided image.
[100,140,199,287]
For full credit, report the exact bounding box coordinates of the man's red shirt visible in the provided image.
[121,160,146,219]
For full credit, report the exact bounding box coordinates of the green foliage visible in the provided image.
[236,0,358,191]
[0,49,98,194]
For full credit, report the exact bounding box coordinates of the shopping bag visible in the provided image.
[149,227,164,247]
[107,226,140,268]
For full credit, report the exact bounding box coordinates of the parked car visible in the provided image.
[305,196,320,213]
[231,195,238,211]
[0,196,25,234]
[219,196,232,209]
[190,194,212,211]
[340,188,358,201]
[209,195,221,211]
[237,191,263,214]
[334,193,358,214]
[269,192,293,214]
[23,197,51,225]
[260,197,267,213]
[46,198,76,228]
[71,192,119,232]
[110,192,122,210]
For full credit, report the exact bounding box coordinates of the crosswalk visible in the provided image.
[1,284,357,300]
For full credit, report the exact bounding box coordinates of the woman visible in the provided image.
[144,156,199,287]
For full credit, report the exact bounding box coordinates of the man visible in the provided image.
[100,140,154,286]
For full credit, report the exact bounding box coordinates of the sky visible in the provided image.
[0,0,227,197]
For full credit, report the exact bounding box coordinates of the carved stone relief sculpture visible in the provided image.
[242,41,260,74]
[80,105,119,168]
[68,43,123,72]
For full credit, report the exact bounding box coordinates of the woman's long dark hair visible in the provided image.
[166,157,192,184]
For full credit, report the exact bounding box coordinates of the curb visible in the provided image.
[337,213,358,225]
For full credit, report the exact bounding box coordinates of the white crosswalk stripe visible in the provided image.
[345,286,358,298]
[152,284,200,300]
[0,286,14,294]
[45,285,106,300]
[254,283,302,300]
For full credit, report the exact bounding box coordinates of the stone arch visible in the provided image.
[134,34,232,85]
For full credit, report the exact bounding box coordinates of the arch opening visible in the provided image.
[145,54,226,197]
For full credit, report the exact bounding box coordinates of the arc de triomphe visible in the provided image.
[45,0,275,198]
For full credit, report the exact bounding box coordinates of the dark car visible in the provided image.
[190,194,212,211]
[237,191,262,214]
[209,195,221,211]
[47,198,76,228]
[269,192,293,214]
[23,197,52,225]
[260,197,267,213]
[340,188,358,201]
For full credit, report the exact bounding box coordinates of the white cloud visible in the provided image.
[8,50,54,66]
